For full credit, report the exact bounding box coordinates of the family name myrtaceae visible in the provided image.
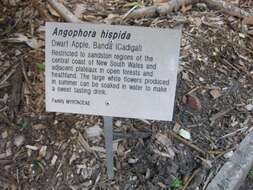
[52,27,131,40]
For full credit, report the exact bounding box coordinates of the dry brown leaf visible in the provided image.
[210,89,221,99]
[183,94,202,111]
[39,146,47,158]
[4,33,40,49]
[173,122,181,132]
[47,4,61,17]
[155,133,175,158]
[243,16,253,25]
[32,123,47,130]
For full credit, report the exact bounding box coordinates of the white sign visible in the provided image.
[45,22,181,121]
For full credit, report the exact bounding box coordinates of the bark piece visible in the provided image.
[207,131,253,190]
[203,0,252,18]
[126,0,199,19]
[48,0,82,23]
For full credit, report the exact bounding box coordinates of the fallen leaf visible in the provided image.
[36,63,45,71]
[20,120,29,129]
[1,131,8,139]
[104,14,121,24]
[25,145,39,151]
[210,89,221,99]
[173,122,181,132]
[183,94,202,111]
[156,133,175,158]
[51,155,58,166]
[179,129,191,140]
[32,123,47,130]
[47,4,60,17]
[5,33,40,49]
[14,135,25,147]
[39,146,47,158]
[85,125,102,138]
[245,104,253,111]
[243,16,253,25]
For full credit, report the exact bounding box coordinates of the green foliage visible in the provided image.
[170,179,183,189]
[36,63,45,71]
[248,169,253,179]
[20,120,28,129]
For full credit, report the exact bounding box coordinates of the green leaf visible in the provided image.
[36,63,45,71]
[248,169,253,178]
[171,179,183,189]
[20,120,28,129]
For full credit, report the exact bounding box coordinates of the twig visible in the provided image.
[182,168,201,190]
[125,0,199,19]
[138,119,151,125]
[169,131,206,155]
[203,170,215,189]
[0,107,8,113]
[203,0,252,18]
[221,59,242,73]
[0,113,17,127]
[215,146,236,160]
[48,0,82,23]
[218,126,248,140]
[122,5,139,20]
[210,107,233,125]
[0,64,19,85]
[91,172,101,190]
[125,0,253,19]
[0,82,10,89]
[186,86,200,95]
[153,149,174,158]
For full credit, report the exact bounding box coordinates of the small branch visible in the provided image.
[0,113,17,128]
[125,0,199,19]
[169,131,206,156]
[48,0,82,23]
[203,0,251,18]
[182,168,201,190]
[125,0,252,19]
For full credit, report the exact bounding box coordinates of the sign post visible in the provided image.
[45,22,181,179]
[103,116,114,180]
